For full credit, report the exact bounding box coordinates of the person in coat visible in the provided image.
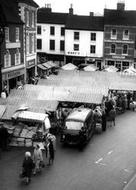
[22,152,34,184]
[48,139,55,165]
[33,144,43,174]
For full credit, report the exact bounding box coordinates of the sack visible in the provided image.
[39,161,45,168]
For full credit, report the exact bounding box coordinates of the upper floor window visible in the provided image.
[32,34,34,53]
[111,29,117,39]
[37,26,41,35]
[37,39,42,50]
[4,50,11,68]
[32,12,35,27]
[90,45,96,53]
[60,40,64,51]
[74,44,79,51]
[122,44,128,54]
[74,32,79,40]
[111,44,116,54]
[26,34,29,54]
[50,40,55,50]
[61,27,65,36]
[26,10,29,27]
[123,30,129,40]
[5,27,9,42]
[16,27,19,42]
[15,49,20,65]
[50,26,55,35]
[91,33,96,41]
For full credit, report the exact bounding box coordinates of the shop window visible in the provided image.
[122,44,128,54]
[111,29,117,39]
[122,61,129,70]
[15,49,20,65]
[5,27,9,42]
[4,50,11,68]
[60,40,65,51]
[37,39,42,49]
[74,44,79,51]
[50,26,55,35]
[111,44,116,54]
[16,27,19,42]
[37,26,41,35]
[50,40,55,50]
[74,32,79,40]
[90,45,96,53]
[91,33,96,41]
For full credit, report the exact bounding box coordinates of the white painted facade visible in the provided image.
[65,29,104,58]
[37,23,65,55]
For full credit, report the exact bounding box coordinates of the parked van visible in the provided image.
[60,108,95,145]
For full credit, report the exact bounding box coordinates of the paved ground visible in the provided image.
[1,110,136,190]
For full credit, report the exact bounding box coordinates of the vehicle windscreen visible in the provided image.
[66,121,83,130]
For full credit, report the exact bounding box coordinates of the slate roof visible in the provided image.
[104,9,136,26]
[1,0,23,24]
[37,8,68,24]
[65,15,104,31]
[18,0,39,8]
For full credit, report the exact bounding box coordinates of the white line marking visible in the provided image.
[107,150,113,155]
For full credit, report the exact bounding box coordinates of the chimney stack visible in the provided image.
[89,12,94,16]
[117,1,125,11]
[69,4,73,15]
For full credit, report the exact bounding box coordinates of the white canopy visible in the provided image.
[123,66,136,74]
[83,65,98,71]
[61,63,78,70]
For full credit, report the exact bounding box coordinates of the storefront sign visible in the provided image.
[27,59,35,67]
[112,55,125,59]
[2,69,25,80]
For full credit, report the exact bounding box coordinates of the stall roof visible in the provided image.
[61,63,78,70]
[37,64,48,70]
[42,62,53,69]
[0,105,7,119]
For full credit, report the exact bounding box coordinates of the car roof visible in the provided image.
[66,108,92,122]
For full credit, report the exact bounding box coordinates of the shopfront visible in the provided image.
[26,59,36,83]
[2,68,25,93]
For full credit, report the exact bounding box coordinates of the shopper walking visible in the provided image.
[33,144,43,174]
[48,139,55,165]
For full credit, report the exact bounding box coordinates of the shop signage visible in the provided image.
[27,59,35,67]
[2,69,25,80]
[112,55,125,59]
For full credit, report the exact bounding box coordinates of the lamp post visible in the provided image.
[0,26,5,94]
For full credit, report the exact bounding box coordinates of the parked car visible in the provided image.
[60,108,95,146]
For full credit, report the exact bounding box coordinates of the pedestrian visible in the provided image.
[33,144,43,175]
[48,139,55,165]
[102,110,107,132]
[22,152,34,184]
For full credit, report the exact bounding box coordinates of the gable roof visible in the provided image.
[104,9,136,26]
[65,15,104,31]
[1,0,23,24]
[18,0,39,8]
[37,8,68,24]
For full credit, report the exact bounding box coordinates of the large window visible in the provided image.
[26,10,29,27]
[90,45,96,53]
[15,49,20,65]
[123,30,129,40]
[111,29,117,39]
[50,26,55,35]
[32,11,35,27]
[61,27,65,36]
[74,32,79,40]
[37,39,42,49]
[74,44,79,51]
[111,44,116,54]
[91,33,96,41]
[50,40,55,50]
[37,26,41,35]
[16,27,19,42]
[5,27,9,42]
[122,44,128,54]
[60,40,64,51]
[4,50,11,68]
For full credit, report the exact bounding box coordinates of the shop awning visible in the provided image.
[42,62,53,69]
[37,64,47,70]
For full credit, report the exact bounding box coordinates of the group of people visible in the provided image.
[21,135,56,184]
